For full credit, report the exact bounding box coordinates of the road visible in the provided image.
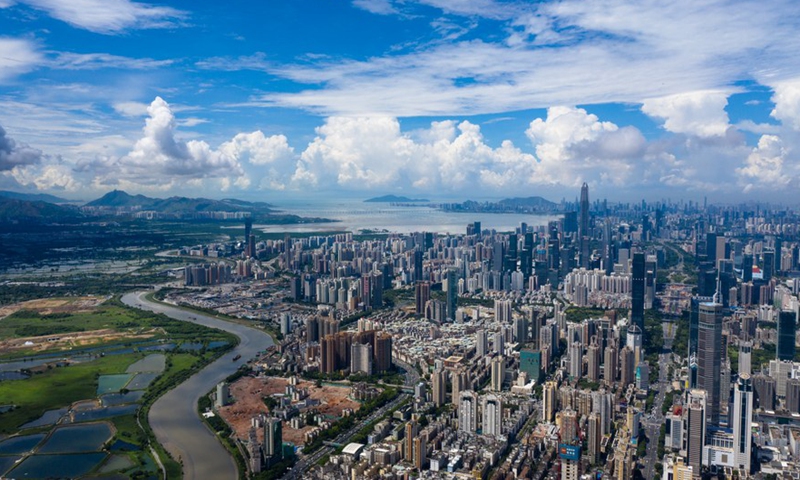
[284,358,417,479]
[642,318,675,479]
[283,392,409,480]
[122,292,275,480]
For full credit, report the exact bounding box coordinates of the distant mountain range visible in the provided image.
[0,190,72,204]
[85,190,274,214]
[497,196,557,208]
[364,194,429,203]
[0,197,81,222]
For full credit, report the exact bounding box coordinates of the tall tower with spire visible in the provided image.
[579,183,590,268]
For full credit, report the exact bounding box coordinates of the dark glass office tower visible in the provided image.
[697,302,723,426]
[778,310,797,361]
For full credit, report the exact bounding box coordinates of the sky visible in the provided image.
[1,0,800,203]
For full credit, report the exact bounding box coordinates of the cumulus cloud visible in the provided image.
[525,106,646,186]
[770,79,800,130]
[14,0,186,34]
[219,132,294,166]
[11,163,80,191]
[94,97,244,186]
[641,90,731,138]
[93,97,301,191]
[737,134,791,191]
[0,125,43,170]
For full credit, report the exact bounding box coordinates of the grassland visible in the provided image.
[0,296,237,360]
[0,353,142,433]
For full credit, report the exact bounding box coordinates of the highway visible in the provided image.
[122,292,275,480]
[642,318,676,479]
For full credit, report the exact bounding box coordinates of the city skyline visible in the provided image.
[1,1,800,202]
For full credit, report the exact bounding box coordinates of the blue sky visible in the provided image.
[1,0,800,203]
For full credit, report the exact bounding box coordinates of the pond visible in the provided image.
[9,452,107,478]
[98,454,135,473]
[0,433,45,454]
[71,405,138,423]
[0,455,21,476]
[20,407,67,429]
[97,374,133,395]
[101,390,144,406]
[126,354,166,373]
[126,372,159,390]
[38,423,112,453]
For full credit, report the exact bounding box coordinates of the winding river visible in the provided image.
[121,292,274,480]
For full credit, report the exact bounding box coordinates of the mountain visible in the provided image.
[364,194,429,203]
[497,196,557,209]
[84,190,159,208]
[0,190,71,204]
[0,197,82,222]
[85,190,274,214]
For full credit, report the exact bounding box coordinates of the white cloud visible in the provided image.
[737,134,791,192]
[352,0,398,15]
[11,163,80,191]
[112,101,150,117]
[96,97,244,186]
[223,0,800,122]
[219,131,294,166]
[770,79,800,130]
[525,106,646,186]
[0,125,43,170]
[177,117,209,128]
[641,90,731,138]
[49,52,173,70]
[0,38,43,82]
[16,0,186,34]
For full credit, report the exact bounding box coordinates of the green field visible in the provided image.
[0,297,237,359]
[0,353,142,433]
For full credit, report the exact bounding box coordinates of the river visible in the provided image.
[121,292,275,480]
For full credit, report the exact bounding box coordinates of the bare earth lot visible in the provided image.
[0,296,107,319]
[218,376,361,446]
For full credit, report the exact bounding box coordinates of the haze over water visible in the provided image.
[258,200,560,234]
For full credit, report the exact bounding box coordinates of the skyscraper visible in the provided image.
[688,296,712,359]
[732,373,753,473]
[432,368,447,406]
[405,421,418,461]
[458,390,479,432]
[686,389,707,473]
[476,329,488,357]
[482,394,503,436]
[631,252,645,331]
[491,355,505,391]
[579,182,590,268]
[264,416,282,460]
[697,302,723,425]
[587,412,601,464]
[543,381,557,422]
[778,310,797,361]
[445,268,457,321]
[415,281,430,316]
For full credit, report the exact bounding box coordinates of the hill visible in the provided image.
[0,197,82,222]
[364,194,429,203]
[85,190,274,214]
[0,190,71,204]
[497,196,557,209]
